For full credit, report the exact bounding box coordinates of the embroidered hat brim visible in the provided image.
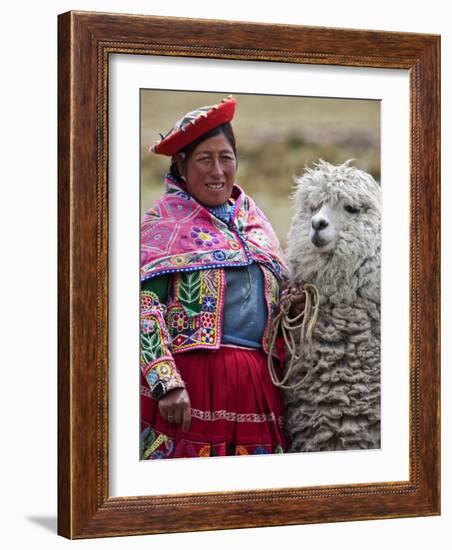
[150,96,237,156]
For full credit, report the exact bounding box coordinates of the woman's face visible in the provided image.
[178,133,237,207]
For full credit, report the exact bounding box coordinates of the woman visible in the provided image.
[140,96,289,459]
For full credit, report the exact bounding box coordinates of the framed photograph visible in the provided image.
[58,11,440,538]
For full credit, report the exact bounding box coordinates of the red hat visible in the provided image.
[150,96,237,156]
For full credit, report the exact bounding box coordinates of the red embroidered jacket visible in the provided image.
[141,265,281,400]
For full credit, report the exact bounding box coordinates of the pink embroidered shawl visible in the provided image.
[141,174,288,282]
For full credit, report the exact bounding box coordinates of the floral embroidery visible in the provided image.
[200,327,215,344]
[142,359,185,399]
[147,369,158,385]
[141,286,185,398]
[155,361,173,380]
[143,224,171,248]
[227,239,241,251]
[141,290,165,314]
[141,317,155,335]
[202,296,217,312]
[165,270,224,353]
[171,311,189,331]
[167,199,193,219]
[171,255,189,266]
[190,226,220,248]
[213,250,227,261]
[144,360,174,388]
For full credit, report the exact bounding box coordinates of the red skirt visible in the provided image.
[140,347,286,459]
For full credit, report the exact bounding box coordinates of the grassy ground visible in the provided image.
[141,90,380,248]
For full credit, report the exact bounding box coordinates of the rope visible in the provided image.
[267,283,320,390]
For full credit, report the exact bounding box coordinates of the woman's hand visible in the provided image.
[158,388,192,432]
[288,284,306,319]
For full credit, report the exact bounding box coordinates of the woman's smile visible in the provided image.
[206,182,225,190]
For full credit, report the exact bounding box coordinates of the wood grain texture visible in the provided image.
[57,10,440,539]
[57,10,72,539]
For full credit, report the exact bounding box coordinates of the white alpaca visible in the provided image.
[284,160,381,452]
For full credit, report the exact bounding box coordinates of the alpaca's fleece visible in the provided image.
[285,160,381,452]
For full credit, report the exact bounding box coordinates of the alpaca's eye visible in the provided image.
[344,205,360,214]
[310,203,321,213]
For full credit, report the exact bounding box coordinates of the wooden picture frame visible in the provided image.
[58,10,440,538]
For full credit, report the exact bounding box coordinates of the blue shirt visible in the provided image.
[222,264,268,349]
[209,203,268,349]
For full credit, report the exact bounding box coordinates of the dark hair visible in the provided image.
[169,122,237,182]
